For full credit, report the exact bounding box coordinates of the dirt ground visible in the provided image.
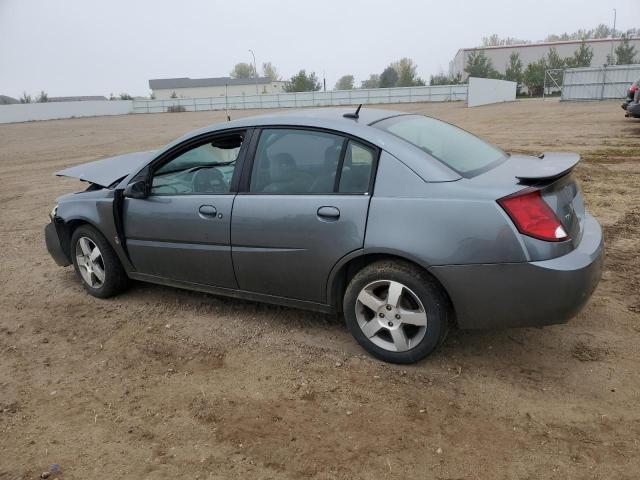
[1,99,639,480]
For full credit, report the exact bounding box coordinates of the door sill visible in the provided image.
[128,272,335,314]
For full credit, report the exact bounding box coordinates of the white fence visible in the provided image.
[132,85,468,114]
[1,81,528,124]
[0,100,133,124]
[561,64,640,101]
[467,77,516,107]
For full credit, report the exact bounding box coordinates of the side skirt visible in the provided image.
[128,272,336,314]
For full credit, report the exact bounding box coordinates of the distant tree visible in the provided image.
[379,66,398,88]
[429,72,463,86]
[395,58,425,86]
[283,70,322,92]
[36,91,48,103]
[230,62,255,79]
[465,51,498,78]
[592,23,611,39]
[170,91,178,99]
[119,93,133,100]
[504,52,523,85]
[19,92,32,104]
[360,74,380,89]
[482,34,529,47]
[262,62,280,81]
[109,93,116,100]
[615,35,637,65]
[565,42,593,68]
[523,59,546,96]
[546,47,565,70]
[334,75,354,90]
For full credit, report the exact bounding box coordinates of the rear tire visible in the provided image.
[343,260,450,364]
[71,225,129,298]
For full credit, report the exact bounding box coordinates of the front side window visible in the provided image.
[151,133,244,194]
[373,115,506,176]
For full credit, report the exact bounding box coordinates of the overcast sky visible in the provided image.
[1,0,637,98]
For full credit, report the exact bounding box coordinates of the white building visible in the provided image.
[450,37,640,78]
[149,77,286,99]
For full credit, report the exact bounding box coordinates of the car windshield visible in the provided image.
[373,115,507,176]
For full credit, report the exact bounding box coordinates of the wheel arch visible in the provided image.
[55,217,100,261]
[327,250,456,324]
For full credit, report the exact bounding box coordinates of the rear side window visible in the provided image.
[339,141,374,193]
[249,129,375,194]
[374,115,506,176]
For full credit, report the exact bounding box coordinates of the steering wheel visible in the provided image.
[192,168,228,193]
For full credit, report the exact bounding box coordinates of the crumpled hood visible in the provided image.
[56,150,156,187]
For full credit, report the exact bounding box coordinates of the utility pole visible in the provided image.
[609,8,617,64]
[248,49,258,94]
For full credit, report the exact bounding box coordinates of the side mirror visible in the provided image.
[123,180,148,199]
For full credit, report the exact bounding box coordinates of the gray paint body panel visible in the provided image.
[366,151,527,266]
[430,214,603,329]
[123,195,236,288]
[231,194,369,303]
[56,150,156,187]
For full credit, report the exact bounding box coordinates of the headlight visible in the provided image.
[50,204,58,220]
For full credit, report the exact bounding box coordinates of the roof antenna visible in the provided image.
[343,104,362,119]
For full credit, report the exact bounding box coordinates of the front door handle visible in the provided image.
[317,206,340,221]
[199,205,217,218]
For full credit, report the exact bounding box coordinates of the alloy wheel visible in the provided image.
[355,280,428,352]
[75,236,106,288]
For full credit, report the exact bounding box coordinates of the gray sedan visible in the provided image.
[45,107,603,363]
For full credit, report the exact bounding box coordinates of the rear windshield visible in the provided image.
[373,115,507,176]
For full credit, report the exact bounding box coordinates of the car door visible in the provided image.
[123,130,248,288]
[231,127,378,304]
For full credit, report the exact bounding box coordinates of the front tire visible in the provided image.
[71,225,129,298]
[343,260,450,364]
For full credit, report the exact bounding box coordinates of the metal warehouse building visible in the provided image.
[449,37,640,78]
[149,76,286,99]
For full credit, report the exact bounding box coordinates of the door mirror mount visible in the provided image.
[123,180,148,199]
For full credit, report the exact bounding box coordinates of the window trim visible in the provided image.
[238,125,381,196]
[129,128,253,197]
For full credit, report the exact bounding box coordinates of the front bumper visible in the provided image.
[45,221,71,267]
[430,213,604,329]
[626,102,640,118]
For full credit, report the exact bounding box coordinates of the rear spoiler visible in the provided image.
[515,152,580,182]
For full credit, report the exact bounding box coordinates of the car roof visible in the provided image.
[159,107,462,183]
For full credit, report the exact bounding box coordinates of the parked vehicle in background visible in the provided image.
[45,108,604,364]
[622,79,639,117]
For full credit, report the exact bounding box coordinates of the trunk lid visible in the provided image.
[56,150,156,188]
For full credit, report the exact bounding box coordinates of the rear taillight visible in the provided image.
[498,189,568,242]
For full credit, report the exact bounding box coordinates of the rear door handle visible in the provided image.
[317,206,340,221]
[198,205,217,218]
